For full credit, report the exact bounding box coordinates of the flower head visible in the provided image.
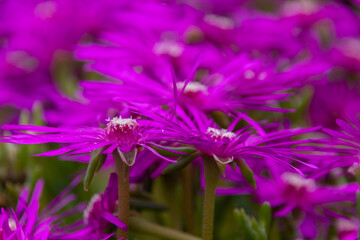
[75,173,126,237]
[0,177,97,240]
[256,172,359,239]
[143,106,327,172]
[1,115,173,166]
[104,117,140,144]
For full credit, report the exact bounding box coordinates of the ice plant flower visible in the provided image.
[0,180,50,240]
[337,218,359,240]
[79,48,328,116]
[0,0,126,111]
[309,81,360,129]
[0,177,100,240]
[50,173,127,240]
[146,107,327,173]
[256,172,359,239]
[83,173,125,231]
[323,114,360,155]
[1,115,173,166]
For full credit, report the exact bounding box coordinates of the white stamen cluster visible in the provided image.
[244,70,255,79]
[6,51,38,72]
[176,82,208,94]
[206,127,236,142]
[338,38,360,61]
[83,194,102,225]
[203,14,235,30]
[337,219,358,233]
[34,1,57,19]
[8,218,17,231]
[282,173,316,192]
[153,41,184,57]
[244,70,267,80]
[105,117,140,144]
[348,162,360,176]
[282,0,317,16]
[106,117,138,130]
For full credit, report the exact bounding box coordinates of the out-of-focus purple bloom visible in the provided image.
[44,96,128,127]
[257,172,359,239]
[337,218,359,240]
[0,180,50,240]
[309,81,360,128]
[84,173,124,231]
[80,52,327,114]
[0,177,102,240]
[1,0,122,64]
[324,114,360,153]
[329,38,360,71]
[52,173,126,240]
[0,0,125,109]
[317,3,360,39]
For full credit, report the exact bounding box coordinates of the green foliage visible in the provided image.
[234,202,272,240]
[162,153,199,175]
[84,147,107,191]
[236,159,257,189]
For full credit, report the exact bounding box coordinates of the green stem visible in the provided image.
[161,174,180,228]
[182,165,195,234]
[129,215,202,240]
[153,175,179,228]
[202,156,220,240]
[113,151,130,240]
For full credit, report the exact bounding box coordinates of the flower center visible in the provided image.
[177,82,207,94]
[6,51,38,72]
[203,14,235,30]
[34,1,57,19]
[176,82,209,106]
[8,218,17,231]
[105,117,140,144]
[153,41,184,57]
[338,38,360,61]
[282,173,316,192]
[206,127,236,142]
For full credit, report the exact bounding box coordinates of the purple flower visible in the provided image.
[140,106,326,173]
[309,81,360,128]
[324,114,360,153]
[0,180,50,240]
[256,172,359,239]
[337,218,359,240]
[1,115,174,166]
[329,38,360,71]
[52,173,126,240]
[79,52,327,116]
[0,177,95,240]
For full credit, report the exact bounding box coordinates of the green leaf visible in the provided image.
[162,153,199,175]
[259,202,271,236]
[19,109,30,125]
[356,190,360,239]
[236,159,257,189]
[357,191,360,222]
[149,144,197,157]
[234,208,257,240]
[83,147,106,191]
[234,205,271,240]
[130,198,168,211]
[95,150,107,173]
[32,102,44,126]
